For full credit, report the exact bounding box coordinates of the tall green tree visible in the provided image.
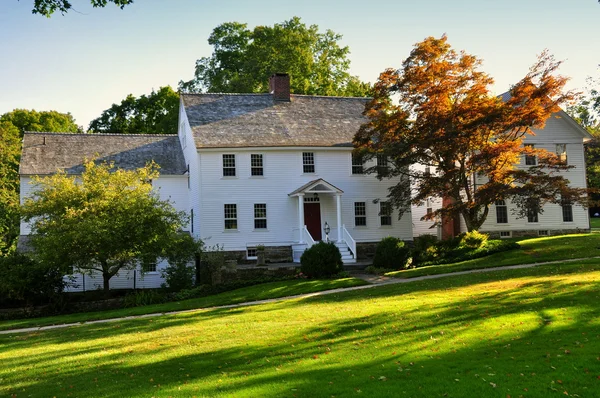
[0,122,21,255]
[568,74,600,210]
[355,36,586,232]
[0,109,80,135]
[179,17,371,97]
[0,109,80,255]
[88,86,179,135]
[21,160,194,292]
[30,0,133,17]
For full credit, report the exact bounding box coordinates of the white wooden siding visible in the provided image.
[411,112,591,235]
[196,149,413,251]
[65,259,169,292]
[179,100,201,237]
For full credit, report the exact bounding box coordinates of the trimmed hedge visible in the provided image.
[372,236,411,269]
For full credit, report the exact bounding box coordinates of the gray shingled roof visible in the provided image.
[20,133,187,175]
[182,93,369,148]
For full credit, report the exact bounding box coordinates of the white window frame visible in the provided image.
[380,201,392,226]
[302,152,315,174]
[224,204,238,230]
[251,154,264,177]
[524,144,536,166]
[351,153,364,175]
[556,144,567,164]
[254,203,267,230]
[223,154,236,177]
[495,200,508,224]
[354,202,366,227]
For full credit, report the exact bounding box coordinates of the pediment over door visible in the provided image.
[288,178,344,197]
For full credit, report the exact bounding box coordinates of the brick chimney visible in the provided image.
[269,73,290,102]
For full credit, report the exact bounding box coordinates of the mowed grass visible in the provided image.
[0,278,367,331]
[591,217,600,230]
[388,233,600,279]
[1,260,599,397]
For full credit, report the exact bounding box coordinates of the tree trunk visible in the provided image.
[102,272,111,294]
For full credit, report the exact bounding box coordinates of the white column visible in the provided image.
[336,194,342,243]
[298,194,305,243]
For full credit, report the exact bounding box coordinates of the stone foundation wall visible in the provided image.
[224,246,293,265]
[483,229,590,239]
[356,242,378,260]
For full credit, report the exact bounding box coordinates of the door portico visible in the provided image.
[288,179,344,243]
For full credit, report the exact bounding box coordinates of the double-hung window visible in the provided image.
[526,198,540,223]
[351,154,364,175]
[380,201,392,226]
[376,155,388,177]
[254,203,267,229]
[302,152,315,173]
[556,144,567,164]
[561,196,573,222]
[354,202,366,226]
[524,144,536,166]
[251,154,263,176]
[223,154,236,177]
[495,200,508,223]
[224,204,237,230]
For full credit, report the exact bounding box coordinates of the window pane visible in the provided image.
[223,154,236,176]
[354,202,366,226]
[303,152,315,173]
[524,144,536,165]
[495,200,508,223]
[556,144,567,164]
[254,203,267,229]
[251,154,263,176]
[377,154,389,177]
[224,204,237,229]
[351,154,364,175]
[380,201,392,226]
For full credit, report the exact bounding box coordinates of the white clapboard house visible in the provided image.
[19,74,413,290]
[412,102,593,239]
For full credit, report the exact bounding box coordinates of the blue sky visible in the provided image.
[1,0,598,129]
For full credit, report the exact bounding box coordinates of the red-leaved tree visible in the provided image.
[354,35,588,232]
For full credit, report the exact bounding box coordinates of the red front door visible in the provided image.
[304,202,322,241]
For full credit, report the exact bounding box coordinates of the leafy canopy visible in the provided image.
[179,17,370,97]
[30,0,133,17]
[0,109,80,256]
[568,73,600,193]
[88,86,179,134]
[21,160,195,292]
[355,35,586,232]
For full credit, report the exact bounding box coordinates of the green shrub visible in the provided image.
[161,262,195,291]
[0,253,68,306]
[123,290,166,307]
[300,242,343,278]
[411,234,439,264]
[373,236,411,269]
[459,231,488,249]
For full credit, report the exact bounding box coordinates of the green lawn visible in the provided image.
[1,260,599,397]
[0,277,367,331]
[591,217,600,229]
[387,233,600,279]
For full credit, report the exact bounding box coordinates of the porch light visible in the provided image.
[324,222,331,243]
[313,193,319,200]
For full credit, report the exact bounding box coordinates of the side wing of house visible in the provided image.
[411,111,592,239]
[19,132,189,291]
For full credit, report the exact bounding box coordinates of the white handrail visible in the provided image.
[302,226,316,248]
[342,225,357,258]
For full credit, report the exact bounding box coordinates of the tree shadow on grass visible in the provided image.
[1,262,599,397]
